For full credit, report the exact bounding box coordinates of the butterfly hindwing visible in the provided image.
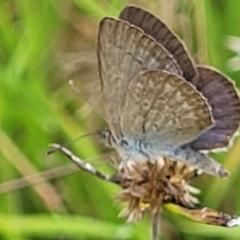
[121,70,213,146]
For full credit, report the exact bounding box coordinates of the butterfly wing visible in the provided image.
[119,6,197,81]
[190,67,240,150]
[120,70,213,147]
[97,18,181,139]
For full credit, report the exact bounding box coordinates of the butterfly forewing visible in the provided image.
[119,6,197,82]
[97,17,181,139]
[121,70,213,147]
[190,67,240,150]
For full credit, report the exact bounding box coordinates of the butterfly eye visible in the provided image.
[121,139,129,147]
[166,175,171,180]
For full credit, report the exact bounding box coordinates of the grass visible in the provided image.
[0,0,240,239]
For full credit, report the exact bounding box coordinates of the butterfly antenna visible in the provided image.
[68,79,82,96]
[69,79,106,121]
[45,132,98,156]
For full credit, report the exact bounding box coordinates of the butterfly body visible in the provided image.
[99,129,227,177]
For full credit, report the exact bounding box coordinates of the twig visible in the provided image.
[151,207,161,240]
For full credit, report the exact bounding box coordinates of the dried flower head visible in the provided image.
[115,158,200,223]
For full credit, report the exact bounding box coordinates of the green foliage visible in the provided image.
[0,0,240,239]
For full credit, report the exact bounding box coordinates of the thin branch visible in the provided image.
[0,151,117,194]
[0,164,78,194]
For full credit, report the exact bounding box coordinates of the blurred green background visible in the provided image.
[1,0,240,239]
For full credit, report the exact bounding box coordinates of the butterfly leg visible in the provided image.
[47,143,120,184]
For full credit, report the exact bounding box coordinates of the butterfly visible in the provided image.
[96,6,240,178]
